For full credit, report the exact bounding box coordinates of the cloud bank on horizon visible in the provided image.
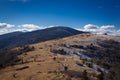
[80,24,120,36]
[0,22,120,36]
[0,23,45,34]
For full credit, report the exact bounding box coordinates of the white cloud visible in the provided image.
[19,24,42,29]
[0,22,15,35]
[111,29,120,36]
[0,29,8,33]
[17,24,45,32]
[76,24,120,36]
[0,23,45,35]
[0,28,15,35]
[100,25,115,30]
[117,30,120,32]
[47,25,59,28]
[0,22,15,28]
[84,24,98,30]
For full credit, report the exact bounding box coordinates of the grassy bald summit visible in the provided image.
[0,26,86,49]
[0,33,120,80]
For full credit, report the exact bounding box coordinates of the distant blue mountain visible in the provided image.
[0,26,87,49]
[0,31,24,39]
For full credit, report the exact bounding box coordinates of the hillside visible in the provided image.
[0,32,24,39]
[0,26,86,49]
[0,34,120,80]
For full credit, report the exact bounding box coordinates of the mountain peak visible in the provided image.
[0,27,86,49]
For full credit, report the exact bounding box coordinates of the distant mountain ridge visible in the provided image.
[0,31,24,39]
[0,26,87,49]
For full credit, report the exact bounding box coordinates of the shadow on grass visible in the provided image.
[61,70,83,78]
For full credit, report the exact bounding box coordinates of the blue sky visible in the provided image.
[0,0,120,35]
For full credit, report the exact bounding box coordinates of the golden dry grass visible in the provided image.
[0,34,120,80]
